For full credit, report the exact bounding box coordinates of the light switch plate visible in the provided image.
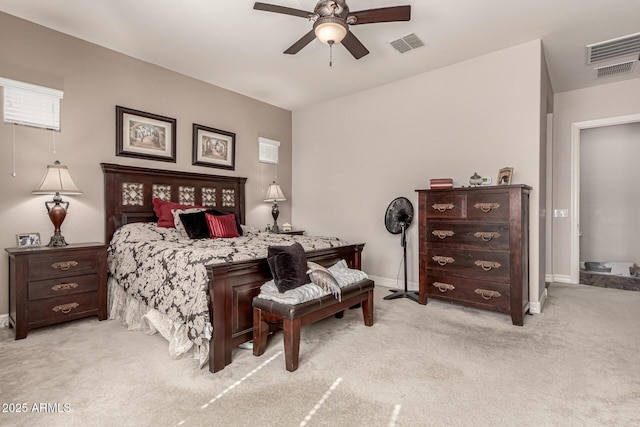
[554,209,569,218]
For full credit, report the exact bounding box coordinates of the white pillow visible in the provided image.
[172,208,206,238]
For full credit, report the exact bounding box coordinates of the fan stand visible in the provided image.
[383,223,419,302]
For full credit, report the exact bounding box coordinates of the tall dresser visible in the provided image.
[416,185,531,325]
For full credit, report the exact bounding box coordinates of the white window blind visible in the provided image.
[259,137,280,164]
[0,77,63,131]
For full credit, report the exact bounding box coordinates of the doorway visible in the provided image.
[570,113,640,284]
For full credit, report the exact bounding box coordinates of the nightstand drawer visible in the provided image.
[28,274,99,300]
[27,251,99,280]
[28,291,99,326]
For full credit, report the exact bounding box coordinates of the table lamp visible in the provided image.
[264,181,286,233]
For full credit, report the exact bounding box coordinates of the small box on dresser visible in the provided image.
[416,185,531,325]
[6,243,108,339]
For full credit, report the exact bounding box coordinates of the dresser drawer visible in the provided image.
[426,221,509,250]
[28,274,99,300]
[28,291,99,326]
[426,247,510,282]
[424,193,465,219]
[467,192,510,221]
[27,251,99,280]
[426,273,510,313]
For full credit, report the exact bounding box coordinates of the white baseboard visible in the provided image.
[0,314,9,329]
[529,288,548,314]
[367,275,418,291]
[545,273,554,283]
[552,274,573,284]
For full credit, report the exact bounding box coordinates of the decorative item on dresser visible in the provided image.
[416,185,531,325]
[264,181,286,233]
[5,243,108,339]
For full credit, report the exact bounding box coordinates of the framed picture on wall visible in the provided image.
[116,106,176,162]
[498,167,514,185]
[192,124,235,170]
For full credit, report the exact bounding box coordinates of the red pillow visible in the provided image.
[152,198,204,228]
[205,213,240,238]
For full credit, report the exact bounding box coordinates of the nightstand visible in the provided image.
[5,243,108,339]
[278,230,305,236]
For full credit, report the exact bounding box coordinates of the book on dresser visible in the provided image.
[415,184,531,325]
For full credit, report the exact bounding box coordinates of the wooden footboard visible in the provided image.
[206,243,364,373]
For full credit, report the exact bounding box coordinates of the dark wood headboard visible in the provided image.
[101,163,247,244]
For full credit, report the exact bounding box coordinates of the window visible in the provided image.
[0,77,63,131]
[259,137,280,164]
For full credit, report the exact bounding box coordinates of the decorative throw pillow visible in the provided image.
[152,198,204,228]
[205,213,240,238]
[179,210,211,239]
[267,242,309,293]
[306,261,342,301]
[173,208,206,238]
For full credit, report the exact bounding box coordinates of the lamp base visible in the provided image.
[48,232,68,247]
[270,223,280,233]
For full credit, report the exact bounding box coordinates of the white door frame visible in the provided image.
[570,113,640,283]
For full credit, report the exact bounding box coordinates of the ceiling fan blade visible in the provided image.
[349,6,411,25]
[253,2,312,19]
[284,30,316,55]
[341,31,369,59]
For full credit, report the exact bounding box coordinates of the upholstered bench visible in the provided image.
[252,278,375,372]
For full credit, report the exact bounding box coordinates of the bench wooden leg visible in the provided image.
[362,289,374,326]
[253,307,269,357]
[283,318,301,372]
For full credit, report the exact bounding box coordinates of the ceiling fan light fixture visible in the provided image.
[314,16,347,44]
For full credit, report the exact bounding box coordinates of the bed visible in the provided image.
[102,163,364,373]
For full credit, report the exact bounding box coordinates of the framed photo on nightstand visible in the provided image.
[16,232,41,247]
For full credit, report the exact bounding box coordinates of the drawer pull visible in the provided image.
[474,260,502,271]
[474,289,502,300]
[52,302,79,314]
[474,231,501,242]
[432,230,454,239]
[432,203,454,213]
[51,283,79,292]
[474,202,500,213]
[433,282,455,292]
[432,256,455,266]
[51,261,78,271]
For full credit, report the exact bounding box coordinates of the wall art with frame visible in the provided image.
[116,106,176,162]
[192,123,235,170]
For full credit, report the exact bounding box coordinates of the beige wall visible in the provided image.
[580,123,640,263]
[293,40,544,304]
[553,79,640,280]
[0,13,292,315]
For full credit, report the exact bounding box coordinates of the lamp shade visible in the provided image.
[264,182,286,202]
[32,161,82,195]
[314,17,348,45]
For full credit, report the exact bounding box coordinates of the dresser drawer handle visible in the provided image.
[51,261,79,271]
[474,289,502,300]
[433,282,455,292]
[51,283,79,292]
[432,203,454,213]
[52,302,79,314]
[473,231,501,242]
[432,230,454,239]
[474,202,500,213]
[474,260,502,271]
[432,256,455,266]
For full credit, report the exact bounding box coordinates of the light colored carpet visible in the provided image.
[1,283,639,427]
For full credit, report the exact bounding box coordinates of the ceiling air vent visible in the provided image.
[586,32,640,64]
[390,33,425,54]
[594,60,637,79]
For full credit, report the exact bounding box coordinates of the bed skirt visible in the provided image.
[107,277,210,367]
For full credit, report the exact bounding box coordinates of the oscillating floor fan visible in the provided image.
[383,197,419,302]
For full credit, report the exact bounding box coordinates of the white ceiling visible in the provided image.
[1,0,639,110]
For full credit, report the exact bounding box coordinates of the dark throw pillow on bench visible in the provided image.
[267,242,309,293]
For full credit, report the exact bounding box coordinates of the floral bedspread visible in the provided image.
[107,222,348,347]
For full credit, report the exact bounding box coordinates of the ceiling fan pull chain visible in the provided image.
[329,40,334,67]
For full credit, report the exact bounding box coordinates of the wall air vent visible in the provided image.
[594,60,637,79]
[390,33,425,54]
[586,32,640,64]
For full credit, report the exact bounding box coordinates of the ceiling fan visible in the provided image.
[253,1,411,60]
